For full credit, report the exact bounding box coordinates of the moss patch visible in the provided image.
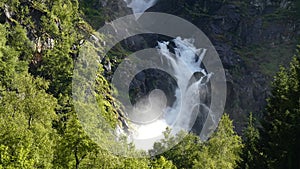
[235,41,297,77]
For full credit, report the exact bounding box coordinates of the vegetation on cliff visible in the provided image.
[0,0,299,168]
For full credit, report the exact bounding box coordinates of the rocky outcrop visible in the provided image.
[87,0,299,133]
[147,0,299,132]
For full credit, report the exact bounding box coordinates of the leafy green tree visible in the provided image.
[53,113,99,169]
[193,114,243,169]
[0,21,57,169]
[0,74,57,169]
[152,130,202,169]
[0,114,35,169]
[151,115,243,169]
[150,156,177,169]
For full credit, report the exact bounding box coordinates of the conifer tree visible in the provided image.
[239,113,265,169]
[263,50,300,169]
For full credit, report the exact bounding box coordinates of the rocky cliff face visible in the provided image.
[82,0,300,132]
[145,0,299,131]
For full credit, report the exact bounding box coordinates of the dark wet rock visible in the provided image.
[129,69,178,107]
[98,0,298,133]
[214,42,242,69]
[146,0,299,132]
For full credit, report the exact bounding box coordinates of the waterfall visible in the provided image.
[130,37,212,150]
[124,0,158,18]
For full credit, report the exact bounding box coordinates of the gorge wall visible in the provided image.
[80,0,300,132]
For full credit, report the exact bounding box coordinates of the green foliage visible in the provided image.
[53,114,98,169]
[0,74,57,169]
[263,51,300,169]
[235,41,297,77]
[0,24,27,87]
[151,115,243,169]
[53,112,152,169]
[150,156,177,169]
[238,113,265,169]
[3,1,288,168]
[7,24,33,61]
[193,114,243,169]
[78,0,107,29]
[152,129,202,169]
[36,0,81,97]
[0,24,57,168]
[95,71,119,128]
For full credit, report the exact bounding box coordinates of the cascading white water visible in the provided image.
[131,37,212,150]
[124,0,158,18]
[119,1,212,149]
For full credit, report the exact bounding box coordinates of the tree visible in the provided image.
[263,52,300,169]
[36,0,82,97]
[238,113,265,169]
[150,128,203,169]
[52,114,99,169]
[0,114,35,169]
[0,24,27,87]
[0,23,57,169]
[151,114,243,169]
[150,156,177,169]
[0,72,58,169]
[193,114,243,169]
